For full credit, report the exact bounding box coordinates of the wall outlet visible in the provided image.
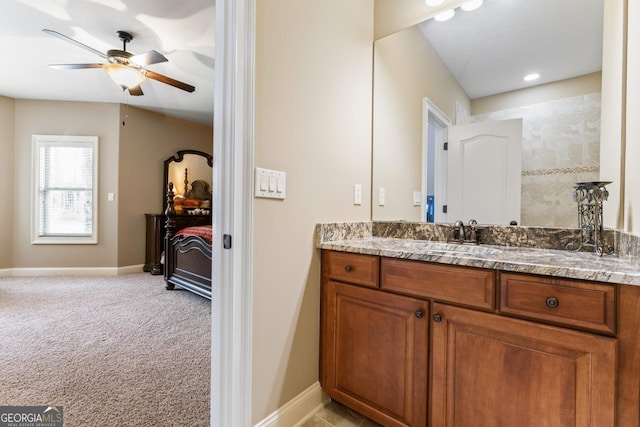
[379,187,385,206]
[354,184,362,205]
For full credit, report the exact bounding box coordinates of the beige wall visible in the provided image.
[374,0,465,39]
[8,100,212,270]
[117,106,213,267]
[13,100,120,268]
[372,24,470,221]
[0,96,15,270]
[471,72,602,116]
[625,0,640,232]
[253,0,373,422]
[600,0,627,228]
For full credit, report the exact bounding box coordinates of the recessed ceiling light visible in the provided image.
[426,0,445,6]
[434,9,456,22]
[524,73,540,82]
[461,0,484,11]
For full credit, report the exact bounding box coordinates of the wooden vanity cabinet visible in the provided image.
[320,250,640,427]
[321,280,428,426]
[430,302,616,426]
[321,251,428,426]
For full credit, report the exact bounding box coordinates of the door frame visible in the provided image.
[422,98,451,223]
[212,0,254,425]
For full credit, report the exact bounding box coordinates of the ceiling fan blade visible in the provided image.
[42,29,107,59]
[144,70,195,93]
[130,50,168,66]
[49,63,105,70]
[128,85,144,96]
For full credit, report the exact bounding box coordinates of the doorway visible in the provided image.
[422,98,451,223]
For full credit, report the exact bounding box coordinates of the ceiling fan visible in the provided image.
[43,29,195,96]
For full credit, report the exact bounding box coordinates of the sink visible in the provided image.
[417,241,503,255]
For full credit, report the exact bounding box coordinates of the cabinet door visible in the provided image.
[430,303,616,427]
[321,280,429,427]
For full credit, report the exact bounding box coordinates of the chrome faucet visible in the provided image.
[450,219,480,244]
[468,219,478,244]
[453,220,465,243]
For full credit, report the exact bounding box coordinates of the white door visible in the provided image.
[447,119,522,225]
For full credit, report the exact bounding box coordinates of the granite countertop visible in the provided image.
[318,236,640,286]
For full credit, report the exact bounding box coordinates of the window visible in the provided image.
[32,135,98,244]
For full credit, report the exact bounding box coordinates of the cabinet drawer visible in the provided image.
[322,251,379,288]
[381,258,495,310]
[499,273,616,335]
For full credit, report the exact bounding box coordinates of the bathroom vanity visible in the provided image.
[318,223,640,427]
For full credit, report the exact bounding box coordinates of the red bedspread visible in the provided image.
[176,225,212,244]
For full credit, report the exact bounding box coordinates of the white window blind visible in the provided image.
[32,135,98,244]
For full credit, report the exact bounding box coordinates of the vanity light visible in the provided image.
[461,0,483,11]
[426,0,445,6]
[524,73,540,82]
[434,9,456,22]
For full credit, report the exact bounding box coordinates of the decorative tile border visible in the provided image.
[522,165,600,177]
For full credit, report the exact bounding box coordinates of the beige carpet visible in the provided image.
[0,273,210,427]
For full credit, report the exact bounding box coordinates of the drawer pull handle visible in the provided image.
[433,314,442,323]
[546,297,559,308]
[414,311,424,319]
[344,265,352,273]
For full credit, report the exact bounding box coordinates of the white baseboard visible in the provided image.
[0,268,12,277]
[9,264,146,277]
[255,382,328,427]
[117,264,146,275]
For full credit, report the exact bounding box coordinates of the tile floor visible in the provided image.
[299,400,381,427]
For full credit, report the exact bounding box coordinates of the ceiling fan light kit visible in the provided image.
[43,29,195,96]
[103,63,145,89]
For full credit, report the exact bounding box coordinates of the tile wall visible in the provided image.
[473,93,602,227]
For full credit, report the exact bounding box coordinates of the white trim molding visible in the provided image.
[212,0,255,425]
[7,265,144,276]
[422,98,452,223]
[31,135,99,245]
[254,382,327,427]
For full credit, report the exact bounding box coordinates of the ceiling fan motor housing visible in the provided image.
[107,49,135,66]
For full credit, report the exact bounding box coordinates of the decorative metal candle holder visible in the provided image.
[568,181,611,256]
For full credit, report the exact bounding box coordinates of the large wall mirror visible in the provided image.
[163,150,213,215]
[372,0,610,227]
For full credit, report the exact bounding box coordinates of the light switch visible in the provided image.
[354,184,362,205]
[413,191,422,206]
[379,188,385,206]
[255,167,286,199]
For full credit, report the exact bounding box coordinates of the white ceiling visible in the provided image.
[0,0,215,126]
[419,0,604,99]
[0,1,603,124]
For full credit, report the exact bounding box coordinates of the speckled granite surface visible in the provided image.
[371,221,616,252]
[315,222,640,286]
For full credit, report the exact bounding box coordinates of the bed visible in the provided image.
[164,182,212,300]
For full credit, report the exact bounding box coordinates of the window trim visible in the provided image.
[31,135,99,245]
